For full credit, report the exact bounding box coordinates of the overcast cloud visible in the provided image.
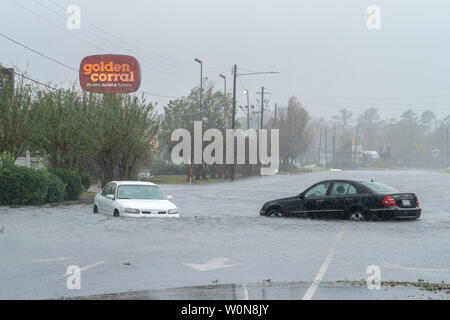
[1,0,450,119]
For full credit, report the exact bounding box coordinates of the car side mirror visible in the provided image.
[299,193,305,199]
[166,195,173,200]
[106,194,115,200]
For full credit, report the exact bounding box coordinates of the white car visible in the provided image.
[93,181,179,217]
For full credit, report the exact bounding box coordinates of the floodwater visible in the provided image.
[0,170,449,299]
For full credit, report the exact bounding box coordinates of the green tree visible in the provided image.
[32,87,98,171]
[93,93,159,186]
[274,97,312,165]
[0,74,35,159]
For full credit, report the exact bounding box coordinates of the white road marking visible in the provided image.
[184,257,237,271]
[33,257,71,263]
[63,261,105,277]
[302,225,346,300]
[382,263,450,273]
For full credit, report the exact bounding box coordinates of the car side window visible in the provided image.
[330,182,350,196]
[304,183,330,198]
[101,183,111,196]
[347,185,358,195]
[109,183,117,196]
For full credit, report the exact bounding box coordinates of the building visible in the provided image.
[0,66,14,90]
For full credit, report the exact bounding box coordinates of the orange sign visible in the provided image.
[79,54,141,93]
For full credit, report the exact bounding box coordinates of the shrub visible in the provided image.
[0,151,15,168]
[79,172,92,190]
[0,165,49,205]
[44,171,65,203]
[279,163,298,172]
[149,159,186,176]
[49,168,82,200]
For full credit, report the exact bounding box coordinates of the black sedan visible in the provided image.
[260,179,421,221]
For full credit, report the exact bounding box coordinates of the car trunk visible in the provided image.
[391,193,417,208]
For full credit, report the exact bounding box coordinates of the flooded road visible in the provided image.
[0,170,449,299]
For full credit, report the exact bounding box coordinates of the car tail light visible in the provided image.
[381,195,397,206]
[416,198,419,207]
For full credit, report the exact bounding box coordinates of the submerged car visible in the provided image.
[260,179,421,221]
[94,181,179,217]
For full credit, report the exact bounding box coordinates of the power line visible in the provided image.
[13,71,59,91]
[8,0,172,75]
[9,0,107,52]
[44,0,200,69]
[140,91,180,99]
[45,0,140,49]
[0,33,78,72]
[37,0,195,71]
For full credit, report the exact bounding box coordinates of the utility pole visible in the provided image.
[332,125,336,163]
[324,127,328,168]
[260,87,265,130]
[231,64,237,181]
[447,126,449,168]
[274,103,277,125]
[229,66,278,181]
[318,128,322,165]
[354,125,359,162]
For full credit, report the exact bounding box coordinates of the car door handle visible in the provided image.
[344,198,353,202]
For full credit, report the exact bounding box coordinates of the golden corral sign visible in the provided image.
[79,54,141,93]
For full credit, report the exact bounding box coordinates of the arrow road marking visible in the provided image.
[184,257,237,271]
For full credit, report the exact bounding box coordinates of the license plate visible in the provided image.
[402,200,411,207]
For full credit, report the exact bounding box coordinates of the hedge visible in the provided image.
[79,172,92,190]
[0,165,49,205]
[49,168,83,200]
[44,171,65,203]
[149,158,186,176]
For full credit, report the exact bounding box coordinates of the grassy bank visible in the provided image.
[148,175,245,184]
[439,169,450,174]
[278,167,330,175]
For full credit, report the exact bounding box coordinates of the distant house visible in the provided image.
[14,151,47,169]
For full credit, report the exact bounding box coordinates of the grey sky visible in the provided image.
[1,0,450,120]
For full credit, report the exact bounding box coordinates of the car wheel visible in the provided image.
[113,209,120,217]
[266,207,284,217]
[93,205,99,214]
[347,209,367,221]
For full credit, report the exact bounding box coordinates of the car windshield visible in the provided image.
[361,181,399,193]
[117,185,165,200]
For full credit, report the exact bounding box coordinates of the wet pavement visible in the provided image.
[0,169,449,299]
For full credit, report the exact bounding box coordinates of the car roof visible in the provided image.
[110,181,158,186]
[314,179,373,185]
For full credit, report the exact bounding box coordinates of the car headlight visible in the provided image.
[168,208,178,214]
[125,208,140,214]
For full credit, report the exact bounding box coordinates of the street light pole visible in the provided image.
[230,66,278,181]
[244,89,250,130]
[260,86,265,130]
[231,64,237,181]
[219,74,227,128]
[194,58,203,111]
